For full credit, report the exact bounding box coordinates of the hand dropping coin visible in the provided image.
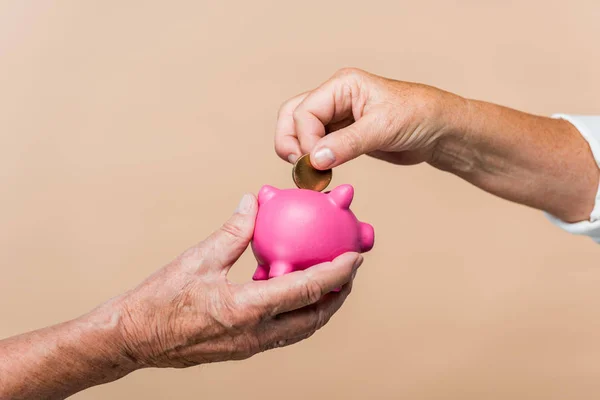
[292,154,332,192]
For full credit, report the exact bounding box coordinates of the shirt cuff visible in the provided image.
[544,114,600,243]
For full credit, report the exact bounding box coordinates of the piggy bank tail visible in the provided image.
[359,222,375,253]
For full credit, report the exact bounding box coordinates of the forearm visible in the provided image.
[432,98,599,222]
[0,300,136,400]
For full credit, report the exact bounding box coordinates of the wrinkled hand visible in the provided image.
[117,194,362,368]
[275,67,468,168]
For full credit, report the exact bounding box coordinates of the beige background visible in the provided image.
[1,1,600,399]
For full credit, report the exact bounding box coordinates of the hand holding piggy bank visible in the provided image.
[251,184,374,280]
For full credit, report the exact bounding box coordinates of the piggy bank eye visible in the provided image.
[328,184,354,209]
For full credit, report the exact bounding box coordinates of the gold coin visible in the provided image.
[292,154,332,192]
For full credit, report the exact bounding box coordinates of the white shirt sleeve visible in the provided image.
[545,114,600,243]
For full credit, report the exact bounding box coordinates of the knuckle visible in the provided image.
[219,220,247,242]
[342,127,363,155]
[345,280,354,296]
[273,139,292,160]
[273,140,282,154]
[175,244,205,271]
[278,93,305,119]
[304,331,316,341]
[378,111,400,137]
[301,276,325,306]
[260,339,282,353]
[316,313,330,331]
[307,308,320,332]
[255,328,288,353]
[242,335,262,357]
[232,291,266,325]
[314,306,332,331]
[207,290,249,331]
[305,306,329,333]
[335,67,364,79]
[292,107,304,124]
[226,334,261,360]
[277,99,293,119]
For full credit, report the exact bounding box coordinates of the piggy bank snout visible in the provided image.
[359,222,375,253]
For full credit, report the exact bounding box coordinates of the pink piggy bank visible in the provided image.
[251,184,374,281]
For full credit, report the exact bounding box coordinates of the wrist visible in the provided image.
[0,298,139,400]
[429,97,599,223]
[74,298,140,383]
[545,118,599,222]
[428,94,476,174]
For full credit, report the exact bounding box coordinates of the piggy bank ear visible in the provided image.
[328,184,354,209]
[258,185,279,205]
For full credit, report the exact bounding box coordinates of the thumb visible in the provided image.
[309,113,384,169]
[203,193,258,272]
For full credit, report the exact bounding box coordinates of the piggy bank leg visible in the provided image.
[252,264,269,281]
[268,261,294,279]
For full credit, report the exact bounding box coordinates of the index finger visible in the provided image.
[292,69,365,154]
[292,78,340,154]
[240,252,363,316]
[275,92,309,163]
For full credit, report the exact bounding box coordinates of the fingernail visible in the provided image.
[288,154,299,164]
[353,255,364,270]
[313,147,335,169]
[235,194,253,215]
